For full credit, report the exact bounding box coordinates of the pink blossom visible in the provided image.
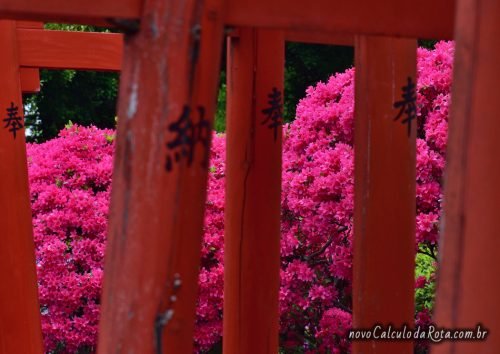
[29,41,454,353]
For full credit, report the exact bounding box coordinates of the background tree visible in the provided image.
[23,24,119,142]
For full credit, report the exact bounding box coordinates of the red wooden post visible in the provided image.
[0,20,43,354]
[224,28,284,354]
[97,0,224,352]
[432,0,500,353]
[353,36,417,354]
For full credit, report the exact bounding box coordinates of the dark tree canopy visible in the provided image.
[284,42,354,121]
[24,70,119,142]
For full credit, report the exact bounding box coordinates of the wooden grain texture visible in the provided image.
[225,0,455,39]
[17,29,123,71]
[97,0,225,352]
[353,36,417,354]
[224,28,284,354]
[0,0,142,25]
[432,0,500,353]
[0,20,44,354]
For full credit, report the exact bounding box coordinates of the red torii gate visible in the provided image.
[0,1,498,354]
[5,21,356,353]
[0,22,121,353]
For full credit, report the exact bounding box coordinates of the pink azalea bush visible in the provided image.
[27,124,114,353]
[278,41,453,353]
[28,42,454,353]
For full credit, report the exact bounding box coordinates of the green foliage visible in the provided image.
[44,23,113,33]
[284,42,354,121]
[418,39,438,49]
[211,44,355,131]
[23,24,119,142]
[415,247,437,313]
[24,70,119,142]
[214,72,227,133]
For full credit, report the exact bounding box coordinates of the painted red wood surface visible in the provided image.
[285,30,353,46]
[97,0,225,352]
[0,0,454,39]
[432,0,500,353]
[353,36,417,354]
[0,0,142,25]
[20,67,41,93]
[0,20,44,354]
[17,21,42,93]
[224,28,284,354]
[225,0,455,39]
[17,29,123,71]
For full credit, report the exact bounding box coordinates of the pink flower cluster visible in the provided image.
[27,125,114,353]
[28,42,453,353]
[277,41,453,351]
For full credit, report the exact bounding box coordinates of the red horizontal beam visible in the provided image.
[230,28,354,46]
[0,0,142,25]
[17,29,123,71]
[225,0,455,39]
[2,0,454,39]
[16,20,43,29]
[285,30,353,46]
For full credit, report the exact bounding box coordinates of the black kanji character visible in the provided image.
[165,105,211,172]
[261,87,283,141]
[3,102,23,139]
[195,106,211,169]
[393,77,417,137]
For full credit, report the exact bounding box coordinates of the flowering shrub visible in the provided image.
[29,42,453,353]
[278,41,453,352]
[27,125,114,353]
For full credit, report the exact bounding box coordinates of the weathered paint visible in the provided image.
[97,0,225,352]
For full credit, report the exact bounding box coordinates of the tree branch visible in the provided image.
[304,225,348,261]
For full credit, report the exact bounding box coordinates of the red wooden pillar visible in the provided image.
[0,20,43,354]
[224,28,284,354]
[432,0,500,353]
[353,36,417,354]
[97,0,225,353]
